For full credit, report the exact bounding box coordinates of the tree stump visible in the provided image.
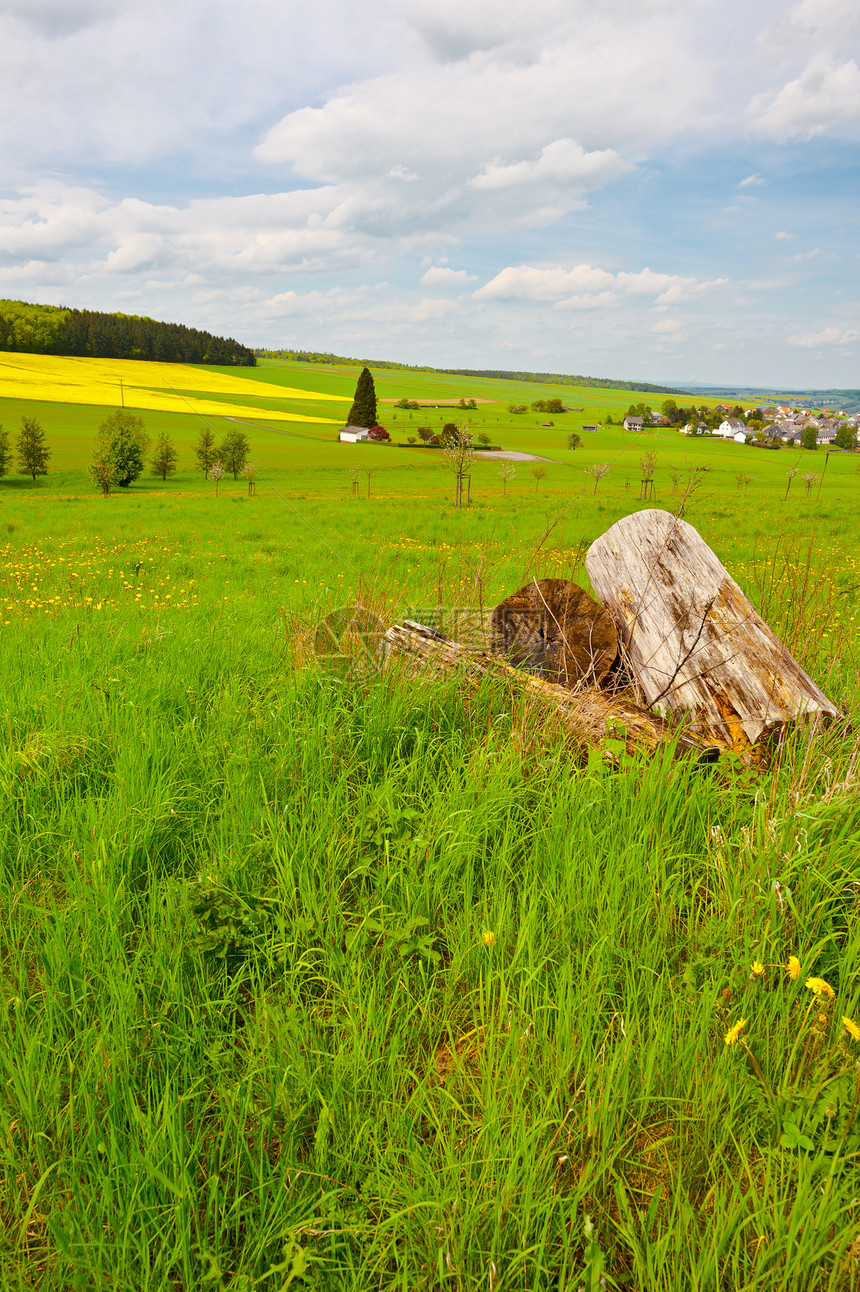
[585,509,840,749]
[384,621,729,762]
[490,578,618,686]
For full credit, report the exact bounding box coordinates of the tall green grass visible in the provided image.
[1,552,860,1288]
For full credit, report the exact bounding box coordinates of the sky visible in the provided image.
[0,0,858,388]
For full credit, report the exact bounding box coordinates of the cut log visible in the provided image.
[384,620,733,762]
[584,509,840,749]
[490,578,618,686]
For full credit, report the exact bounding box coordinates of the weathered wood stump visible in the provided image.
[384,620,731,762]
[490,578,618,686]
[585,509,840,749]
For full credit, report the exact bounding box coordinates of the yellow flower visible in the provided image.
[786,956,801,980]
[843,1016,860,1042]
[751,961,765,977]
[724,1018,747,1046]
[806,977,836,1000]
[482,930,496,947]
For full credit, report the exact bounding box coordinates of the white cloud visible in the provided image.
[775,230,794,239]
[748,55,860,139]
[420,266,477,284]
[788,325,860,346]
[469,138,632,190]
[475,263,728,308]
[651,317,683,333]
[738,172,765,187]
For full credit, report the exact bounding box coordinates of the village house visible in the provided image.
[717,418,747,439]
[623,415,645,432]
[338,426,370,443]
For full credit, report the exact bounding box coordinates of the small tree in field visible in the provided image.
[498,463,515,494]
[0,424,10,478]
[443,421,474,507]
[567,432,582,450]
[241,463,257,495]
[532,465,546,490]
[802,470,819,497]
[194,428,219,477]
[584,462,610,494]
[222,428,250,478]
[207,459,225,497]
[784,466,798,500]
[150,433,179,481]
[89,458,116,497]
[735,472,754,492]
[17,417,51,480]
[96,410,149,486]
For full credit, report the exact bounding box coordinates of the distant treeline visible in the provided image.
[255,348,683,395]
[0,299,256,366]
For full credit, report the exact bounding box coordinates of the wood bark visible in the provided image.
[585,509,839,749]
[490,578,618,686]
[384,620,733,762]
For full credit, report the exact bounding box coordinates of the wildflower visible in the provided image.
[806,977,836,1000]
[786,956,801,980]
[751,961,765,978]
[843,1017,860,1042]
[482,930,496,947]
[724,1018,747,1046]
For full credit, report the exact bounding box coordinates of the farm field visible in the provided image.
[1,358,860,1289]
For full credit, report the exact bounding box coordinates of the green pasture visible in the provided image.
[1,364,860,1289]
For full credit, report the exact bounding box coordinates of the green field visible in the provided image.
[2,360,860,1289]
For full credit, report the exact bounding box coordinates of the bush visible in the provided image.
[368,425,390,442]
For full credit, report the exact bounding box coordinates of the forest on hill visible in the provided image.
[255,348,682,395]
[0,299,256,367]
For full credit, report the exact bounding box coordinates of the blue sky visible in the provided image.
[0,0,858,386]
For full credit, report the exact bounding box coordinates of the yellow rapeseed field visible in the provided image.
[0,353,345,423]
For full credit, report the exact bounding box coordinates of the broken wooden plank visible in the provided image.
[584,509,840,749]
[384,620,732,762]
[490,578,618,686]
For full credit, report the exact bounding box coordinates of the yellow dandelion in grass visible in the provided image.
[724,1018,747,1046]
[786,956,801,980]
[751,961,765,978]
[482,930,496,947]
[843,1017,860,1042]
[806,977,836,1000]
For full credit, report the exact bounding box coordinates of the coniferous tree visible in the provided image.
[150,433,179,480]
[16,417,51,480]
[221,428,250,478]
[0,424,9,477]
[347,366,377,429]
[194,427,219,476]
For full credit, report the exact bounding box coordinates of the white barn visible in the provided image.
[338,426,370,443]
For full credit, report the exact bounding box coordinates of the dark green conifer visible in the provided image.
[346,366,377,429]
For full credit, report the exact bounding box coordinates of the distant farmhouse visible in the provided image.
[623,415,645,432]
[338,426,370,443]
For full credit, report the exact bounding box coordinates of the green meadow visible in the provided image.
[2,359,860,1290]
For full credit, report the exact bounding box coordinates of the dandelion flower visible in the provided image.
[786,956,801,980]
[482,930,496,947]
[843,1016,860,1042]
[806,977,836,1000]
[724,1018,747,1046]
[751,961,765,977]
